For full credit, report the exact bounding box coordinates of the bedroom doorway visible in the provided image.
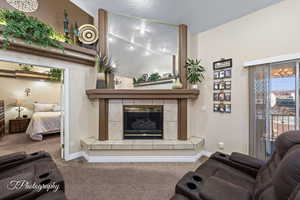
[0,60,67,160]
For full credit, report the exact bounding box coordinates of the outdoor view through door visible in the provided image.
[249,61,298,160]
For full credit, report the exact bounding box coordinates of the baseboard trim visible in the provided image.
[66,151,84,161]
[81,151,209,163]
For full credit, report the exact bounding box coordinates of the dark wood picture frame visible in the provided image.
[213,59,233,70]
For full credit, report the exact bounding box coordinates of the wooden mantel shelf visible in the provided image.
[86,89,200,100]
[0,37,96,66]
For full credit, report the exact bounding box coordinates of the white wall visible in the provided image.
[190,0,300,154]
[0,77,61,133]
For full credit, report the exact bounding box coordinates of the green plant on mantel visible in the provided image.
[95,52,116,74]
[185,58,205,85]
[148,72,161,82]
[0,9,64,50]
[20,64,34,72]
[49,68,63,81]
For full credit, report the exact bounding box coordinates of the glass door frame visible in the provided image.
[249,60,300,159]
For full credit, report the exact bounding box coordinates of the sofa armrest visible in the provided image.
[0,152,26,166]
[230,152,265,170]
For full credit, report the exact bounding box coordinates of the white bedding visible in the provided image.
[26,112,61,141]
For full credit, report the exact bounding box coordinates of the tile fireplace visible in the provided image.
[123,105,163,139]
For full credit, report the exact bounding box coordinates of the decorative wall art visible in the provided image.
[213,59,232,113]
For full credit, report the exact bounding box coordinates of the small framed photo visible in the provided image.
[219,71,225,79]
[219,103,225,113]
[225,93,231,101]
[214,72,219,79]
[219,81,225,90]
[225,81,231,90]
[214,82,219,90]
[219,92,225,101]
[225,69,232,78]
[213,104,219,112]
[225,104,231,113]
[213,93,219,101]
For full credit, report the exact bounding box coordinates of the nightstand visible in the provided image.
[9,118,31,134]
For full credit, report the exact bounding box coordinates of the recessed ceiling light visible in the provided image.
[144,51,150,56]
[128,45,135,51]
[108,37,114,43]
[130,37,135,44]
[160,47,170,53]
[136,22,150,35]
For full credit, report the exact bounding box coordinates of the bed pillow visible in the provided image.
[34,103,55,112]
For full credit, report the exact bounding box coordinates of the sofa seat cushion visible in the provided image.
[195,159,255,193]
[199,176,252,200]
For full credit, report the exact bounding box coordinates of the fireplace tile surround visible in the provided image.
[108,99,178,141]
[84,89,201,161]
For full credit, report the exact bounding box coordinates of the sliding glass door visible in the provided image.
[249,61,299,160]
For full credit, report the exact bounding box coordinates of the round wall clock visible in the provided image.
[78,24,99,45]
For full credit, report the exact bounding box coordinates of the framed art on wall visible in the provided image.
[213,58,232,114]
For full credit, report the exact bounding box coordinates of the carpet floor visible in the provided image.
[0,134,204,200]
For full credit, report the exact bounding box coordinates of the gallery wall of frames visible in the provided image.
[213,59,232,113]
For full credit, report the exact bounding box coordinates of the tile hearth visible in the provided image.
[81,137,204,151]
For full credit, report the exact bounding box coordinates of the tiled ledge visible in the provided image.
[81,137,204,151]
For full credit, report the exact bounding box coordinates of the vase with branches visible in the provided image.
[95,52,116,88]
[185,58,205,89]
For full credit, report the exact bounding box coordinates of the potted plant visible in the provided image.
[186,58,205,89]
[0,9,63,49]
[49,68,62,81]
[95,52,115,89]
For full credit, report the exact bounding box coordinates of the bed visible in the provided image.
[26,104,61,141]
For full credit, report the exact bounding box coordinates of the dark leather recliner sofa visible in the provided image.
[0,151,66,200]
[171,131,300,200]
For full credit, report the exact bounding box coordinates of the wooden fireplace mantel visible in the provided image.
[86,89,199,141]
[86,89,200,100]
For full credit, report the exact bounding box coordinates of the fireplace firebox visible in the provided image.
[123,105,163,139]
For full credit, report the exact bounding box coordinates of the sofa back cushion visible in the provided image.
[275,131,300,158]
[255,131,300,199]
[273,145,300,200]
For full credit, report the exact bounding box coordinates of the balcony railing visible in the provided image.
[271,114,295,139]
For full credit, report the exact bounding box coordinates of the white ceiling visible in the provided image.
[70,0,283,80]
[71,0,282,34]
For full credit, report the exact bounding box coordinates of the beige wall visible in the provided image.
[0,76,61,133]
[189,0,300,154]
[0,49,98,155]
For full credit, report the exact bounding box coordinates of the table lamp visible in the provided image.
[15,100,24,119]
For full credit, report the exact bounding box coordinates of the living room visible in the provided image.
[1,0,300,199]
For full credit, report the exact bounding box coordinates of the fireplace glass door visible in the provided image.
[123,105,163,139]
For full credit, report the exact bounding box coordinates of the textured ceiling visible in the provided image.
[71,0,282,34]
